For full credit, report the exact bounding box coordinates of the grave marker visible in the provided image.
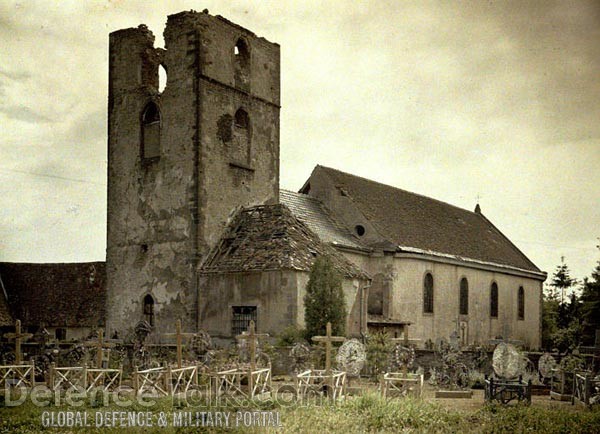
[236,320,269,396]
[84,329,115,368]
[3,320,33,364]
[163,319,196,369]
[312,322,345,393]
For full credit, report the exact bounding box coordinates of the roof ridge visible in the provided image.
[0,261,104,266]
[316,164,480,217]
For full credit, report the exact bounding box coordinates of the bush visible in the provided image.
[303,255,347,339]
[276,325,305,347]
[366,331,393,379]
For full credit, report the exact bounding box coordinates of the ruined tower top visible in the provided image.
[106,10,280,336]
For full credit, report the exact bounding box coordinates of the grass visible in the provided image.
[1,391,600,433]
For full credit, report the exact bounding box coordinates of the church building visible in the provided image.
[1,10,546,350]
[104,10,545,348]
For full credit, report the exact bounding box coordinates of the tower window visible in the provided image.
[232,108,251,164]
[143,294,154,326]
[142,102,161,160]
[234,38,250,91]
[232,306,257,336]
[518,286,525,320]
[459,277,469,315]
[490,282,499,318]
[423,273,434,314]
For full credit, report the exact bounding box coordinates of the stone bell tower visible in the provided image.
[106,10,280,337]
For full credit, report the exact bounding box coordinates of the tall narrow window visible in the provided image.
[490,282,499,318]
[142,102,160,160]
[143,294,154,326]
[459,278,469,315]
[232,306,257,336]
[234,38,250,91]
[232,108,250,164]
[518,286,525,320]
[423,273,434,313]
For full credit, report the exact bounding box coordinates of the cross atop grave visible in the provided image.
[163,319,196,369]
[236,320,269,395]
[3,319,33,365]
[85,329,115,368]
[390,325,421,376]
[312,322,345,391]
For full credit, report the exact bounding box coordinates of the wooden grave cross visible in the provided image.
[236,320,269,397]
[389,325,421,377]
[163,319,196,369]
[312,322,346,394]
[85,329,115,368]
[3,319,33,365]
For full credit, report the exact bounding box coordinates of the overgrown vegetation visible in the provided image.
[303,255,347,340]
[3,392,600,433]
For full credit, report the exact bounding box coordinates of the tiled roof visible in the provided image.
[0,275,13,326]
[0,262,106,328]
[201,204,369,279]
[314,166,541,273]
[280,190,364,250]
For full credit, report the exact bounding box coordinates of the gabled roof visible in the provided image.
[0,262,106,328]
[280,190,364,250]
[201,203,369,279]
[0,274,13,326]
[311,165,541,273]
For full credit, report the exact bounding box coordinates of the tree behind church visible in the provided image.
[580,243,600,346]
[304,255,347,339]
[546,258,581,351]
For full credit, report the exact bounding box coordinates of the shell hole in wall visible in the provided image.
[355,225,365,236]
[158,64,167,93]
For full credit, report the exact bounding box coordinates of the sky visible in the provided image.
[0,0,599,286]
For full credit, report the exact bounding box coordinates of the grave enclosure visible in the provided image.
[2,319,599,407]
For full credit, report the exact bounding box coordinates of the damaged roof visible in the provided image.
[280,189,363,250]
[201,203,369,279]
[311,165,541,273]
[0,262,106,328]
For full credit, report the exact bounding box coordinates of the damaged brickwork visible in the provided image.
[106,10,280,338]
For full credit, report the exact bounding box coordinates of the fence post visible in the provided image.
[82,364,88,391]
[133,365,139,396]
[30,358,35,386]
[166,365,173,396]
[48,362,55,388]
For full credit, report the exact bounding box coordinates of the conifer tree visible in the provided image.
[580,244,600,346]
[304,255,347,339]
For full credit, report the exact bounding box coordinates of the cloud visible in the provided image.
[0,104,53,123]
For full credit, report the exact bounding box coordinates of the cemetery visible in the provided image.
[2,316,599,433]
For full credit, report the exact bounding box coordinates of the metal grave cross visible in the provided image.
[3,319,33,365]
[312,322,345,393]
[85,329,115,368]
[163,319,196,368]
[236,320,269,396]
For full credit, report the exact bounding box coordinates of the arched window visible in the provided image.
[459,278,469,315]
[234,38,250,90]
[423,273,434,313]
[232,108,250,164]
[490,282,499,318]
[142,102,160,160]
[518,286,525,320]
[143,294,154,326]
